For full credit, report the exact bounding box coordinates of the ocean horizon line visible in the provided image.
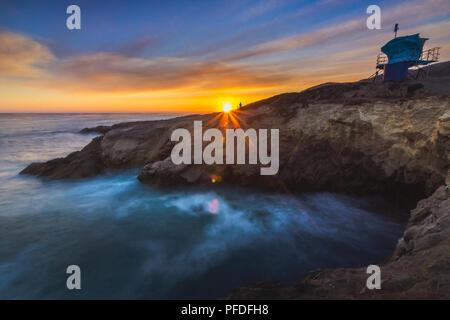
[0,111,201,115]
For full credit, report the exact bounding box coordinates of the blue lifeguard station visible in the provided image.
[375,25,440,81]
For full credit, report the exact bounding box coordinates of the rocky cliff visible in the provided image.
[20,62,450,299]
[22,78,450,204]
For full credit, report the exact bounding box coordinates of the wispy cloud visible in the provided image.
[0,0,449,112]
[220,0,450,63]
[0,31,55,78]
[41,53,289,93]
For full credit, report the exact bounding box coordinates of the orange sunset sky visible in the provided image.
[1,0,449,113]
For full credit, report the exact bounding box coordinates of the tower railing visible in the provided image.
[420,47,440,62]
[376,47,440,66]
[376,53,387,67]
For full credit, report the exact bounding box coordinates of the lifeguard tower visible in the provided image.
[374,24,440,81]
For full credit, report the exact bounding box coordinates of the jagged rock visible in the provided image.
[21,78,449,203]
[19,63,450,299]
[20,136,105,179]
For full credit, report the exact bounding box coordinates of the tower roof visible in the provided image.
[381,33,428,64]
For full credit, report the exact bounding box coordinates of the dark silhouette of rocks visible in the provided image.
[79,125,111,135]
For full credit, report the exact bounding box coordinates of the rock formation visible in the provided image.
[20,62,450,299]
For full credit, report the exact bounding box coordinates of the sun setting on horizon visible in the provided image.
[0,0,449,114]
[222,101,232,113]
[0,0,450,303]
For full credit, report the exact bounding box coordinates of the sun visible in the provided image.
[222,101,232,113]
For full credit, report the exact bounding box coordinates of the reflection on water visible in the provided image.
[0,114,405,299]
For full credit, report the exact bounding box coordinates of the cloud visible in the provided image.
[224,19,363,62]
[0,31,291,95]
[37,52,291,93]
[116,36,157,57]
[184,0,355,60]
[220,0,450,63]
[1,0,449,112]
[0,31,55,78]
[236,0,290,22]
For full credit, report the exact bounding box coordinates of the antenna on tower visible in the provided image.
[394,23,399,38]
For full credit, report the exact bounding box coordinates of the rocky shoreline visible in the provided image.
[227,185,449,299]
[20,64,450,299]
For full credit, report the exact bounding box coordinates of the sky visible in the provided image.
[0,0,449,113]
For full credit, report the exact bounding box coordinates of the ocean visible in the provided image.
[0,113,405,299]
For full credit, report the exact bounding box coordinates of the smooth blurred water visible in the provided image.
[0,113,406,299]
